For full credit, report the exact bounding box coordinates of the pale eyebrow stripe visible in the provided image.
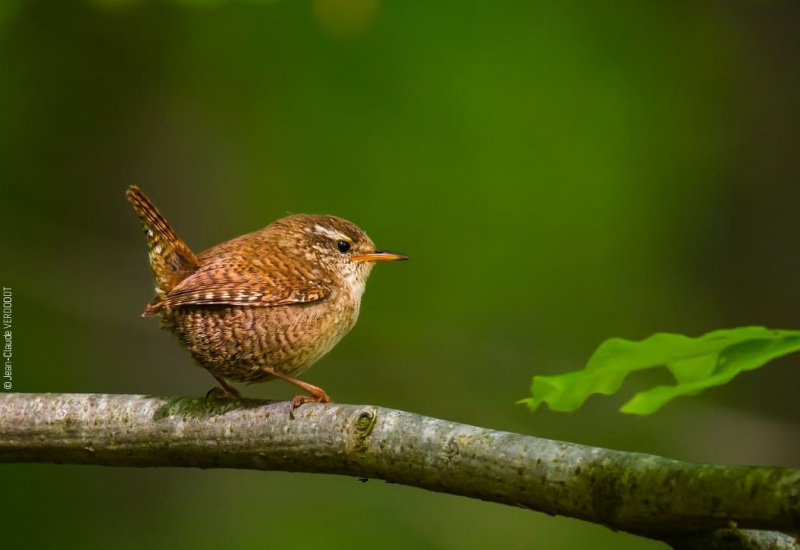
[313,224,349,241]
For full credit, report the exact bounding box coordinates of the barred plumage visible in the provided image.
[126,186,198,304]
[126,186,407,409]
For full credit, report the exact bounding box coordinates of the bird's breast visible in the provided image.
[163,287,362,382]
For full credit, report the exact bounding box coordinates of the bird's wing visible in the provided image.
[143,255,332,316]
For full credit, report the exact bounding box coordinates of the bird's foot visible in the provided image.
[205,387,240,399]
[289,388,333,418]
[206,375,242,399]
[290,388,332,409]
[259,366,333,418]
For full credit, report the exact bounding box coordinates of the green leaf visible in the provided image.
[518,327,800,415]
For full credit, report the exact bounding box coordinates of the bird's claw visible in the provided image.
[205,386,240,400]
[289,391,333,419]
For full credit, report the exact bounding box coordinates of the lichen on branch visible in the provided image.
[0,393,798,550]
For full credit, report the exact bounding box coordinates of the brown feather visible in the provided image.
[126,186,199,301]
[148,271,331,313]
[144,223,334,315]
[127,187,406,392]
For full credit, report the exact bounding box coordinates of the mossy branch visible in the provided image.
[0,393,798,549]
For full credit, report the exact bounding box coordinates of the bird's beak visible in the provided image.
[350,250,409,263]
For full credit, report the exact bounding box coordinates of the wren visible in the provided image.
[126,185,407,409]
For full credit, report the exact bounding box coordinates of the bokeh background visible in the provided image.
[1,1,799,548]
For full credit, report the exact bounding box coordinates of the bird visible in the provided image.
[126,185,407,410]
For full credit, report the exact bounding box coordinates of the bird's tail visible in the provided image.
[126,185,198,315]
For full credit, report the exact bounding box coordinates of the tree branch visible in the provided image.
[1,393,798,549]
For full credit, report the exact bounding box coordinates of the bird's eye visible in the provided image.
[337,240,351,253]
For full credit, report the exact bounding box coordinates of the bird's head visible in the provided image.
[274,214,407,297]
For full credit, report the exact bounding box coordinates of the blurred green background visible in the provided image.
[1,1,799,548]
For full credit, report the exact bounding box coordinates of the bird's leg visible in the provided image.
[206,375,242,399]
[261,367,333,416]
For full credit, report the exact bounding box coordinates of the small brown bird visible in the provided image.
[126,186,407,409]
